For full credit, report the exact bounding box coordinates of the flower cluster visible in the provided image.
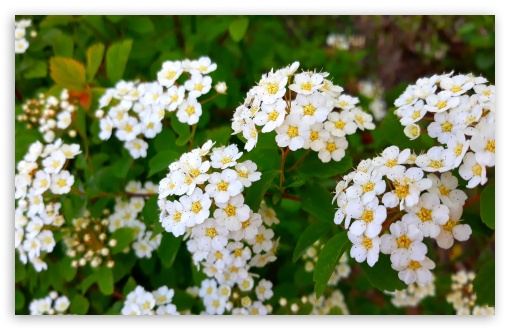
[231,62,375,163]
[95,56,220,159]
[122,285,179,315]
[358,80,387,121]
[394,72,495,188]
[333,145,472,285]
[107,183,162,259]
[15,19,36,54]
[297,290,349,315]
[385,276,436,308]
[29,291,70,315]
[302,241,351,286]
[157,140,279,314]
[326,33,366,50]
[15,139,81,271]
[446,270,494,315]
[17,89,78,142]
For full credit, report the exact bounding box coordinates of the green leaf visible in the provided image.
[298,303,313,315]
[293,222,333,262]
[75,106,87,140]
[96,265,114,295]
[106,39,133,82]
[194,125,232,148]
[360,254,407,292]
[86,43,105,81]
[154,128,177,152]
[171,115,192,146]
[473,259,495,306]
[50,57,86,91]
[113,154,132,179]
[15,256,26,282]
[158,234,183,268]
[40,15,73,27]
[123,277,138,297]
[328,306,345,315]
[110,228,136,254]
[229,17,249,42]
[150,221,165,239]
[23,59,47,79]
[142,195,159,225]
[127,16,155,34]
[15,289,25,311]
[244,170,279,210]
[52,34,74,57]
[301,181,335,224]
[70,295,90,315]
[480,184,495,230]
[148,150,180,178]
[61,257,77,282]
[298,154,353,179]
[173,290,196,311]
[313,231,349,298]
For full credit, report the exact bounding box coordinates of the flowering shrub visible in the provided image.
[14,15,495,316]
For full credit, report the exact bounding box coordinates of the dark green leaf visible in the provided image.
[360,254,407,292]
[473,259,495,306]
[244,170,279,210]
[50,57,86,91]
[106,39,133,82]
[328,306,345,315]
[70,295,90,315]
[110,228,136,254]
[298,154,353,179]
[148,150,180,178]
[86,43,105,81]
[15,289,25,311]
[150,221,165,239]
[23,59,47,79]
[52,34,74,57]
[15,256,26,282]
[313,231,349,298]
[40,15,73,27]
[293,222,333,262]
[142,195,159,225]
[480,184,495,230]
[229,17,249,42]
[171,115,193,146]
[154,128,177,152]
[158,234,183,268]
[194,125,232,148]
[61,257,77,282]
[96,265,114,295]
[122,276,138,297]
[298,303,313,315]
[127,16,155,34]
[301,181,335,224]
[113,154,132,179]
[173,290,196,311]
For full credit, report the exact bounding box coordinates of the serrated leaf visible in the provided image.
[293,222,333,262]
[86,43,105,81]
[360,254,407,292]
[96,265,114,295]
[70,295,90,315]
[106,39,133,82]
[480,184,495,230]
[229,17,249,42]
[298,154,352,179]
[110,228,136,254]
[473,259,495,306]
[158,234,183,268]
[244,170,279,210]
[313,231,349,298]
[148,150,180,178]
[301,181,335,224]
[171,115,192,146]
[50,57,86,91]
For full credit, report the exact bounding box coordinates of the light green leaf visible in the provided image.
[52,34,74,57]
[301,181,335,224]
[86,43,105,81]
[148,150,180,178]
[473,259,495,306]
[360,254,407,292]
[229,17,249,42]
[158,234,183,268]
[293,222,333,262]
[15,289,25,311]
[40,15,73,27]
[50,57,86,91]
[70,295,90,315]
[244,170,279,211]
[106,39,133,82]
[480,184,495,230]
[313,231,349,298]
[96,264,114,295]
[142,195,159,225]
[127,16,155,34]
[23,59,47,79]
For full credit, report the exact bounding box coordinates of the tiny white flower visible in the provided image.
[275,113,310,151]
[42,150,66,174]
[247,226,274,254]
[351,108,375,130]
[404,123,421,140]
[393,257,435,285]
[253,99,287,133]
[348,231,381,267]
[289,72,324,95]
[177,97,202,125]
[458,152,488,188]
[402,192,450,238]
[318,136,348,163]
[190,56,217,75]
[255,279,273,301]
[435,206,472,249]
[157,60,183,87]
[254,70,288,104]
[324,111,357,137]
[424,91,459,113]
[50,170,74,194]
[210,145,243,169]
[99,117,114,140]
[415,146,455,173]
[234,160,261,187]
[184,74,212,98]
[179,188,212,226]
[335,95,359,110]
[192,218,229,251]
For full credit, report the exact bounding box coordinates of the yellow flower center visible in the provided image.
[217,181,229,191]
[241,219,251,229]
[406,97,414,105]
[205,228,217,238]
[52,160,61,169]
[173,212,182,222]
[186,106,195,116]
[191,201,202,213]
[412,111,421,120]
[287,126,299,138]
[301,82,312,91]
[451,85,462,93]
[362,237,373,249]
[361,210,374,223]
[237,170,248,178]
[408,260,421,270]
[397,235,412,249]
[485,139,495,153]
[303,104,316,116]
[355,115,365,124]
[166,71,176,80]
[268,110,279,121]
[326,142,337,152]
[394,183,409,198]
[189,169,200,178]
[215,251,223,259]
[436,100,447,109]
[429,160,443,169]
[195,83,203,91]
[234,248,243,257]
[386,159,397,168]
[472,164,482,176]
[40,179,49,187]
[125,124,133,133]
[339,101,348,107]
[483,90,492,97]
[443,219,456,232]
[147,122,154,129]
[363,182,375,193]
[256,234,265,243]
[439,185,450,196]
[454,144,464,156]
[224,204,237,217]
[221,157,232,165]
[335,120,345,129]
[57,178,67,187]
[171,94,179,102]
[417,208,432,222]
[441,121,453,132]
[310,131,319,141]
[267,83,279,95]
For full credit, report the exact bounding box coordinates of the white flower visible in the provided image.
[50,170,74,194]
[395,86,419,108]
[383,167,432,210]
[474,84,495,103]
[458,152,488,188]
[292,92,331,125]
[372,146,410,177]
[424,91,459,113]
[157,60,183,87]
[152,286,175,305]
[318,136,348,163]
[426,172,467,212]
[345,170,386,205]
[404,124,421,140]
[415,146,455,173]
[440,75,474,96]
[346,197,387,238]
[348,231,381,267]
[248,226,274,254]
[319,79,344,97]
[398,100,427,125]
[469,121,495,167]
[203,293,228,315]
[54,296,70,313]
[446,131,470,168]
[205,248,232,270]
[380,221,428,268]
[393,257,435,285]
[241,119,258,152]
[280,61,300,76]
[99,117,113,140]
[275,113,310,151]
[136,291,156,314]
[56,111,72,129]
[335,95,359,110]
[25,141,44,162]
[116,117,141,141]
[199,279,218,298]
[59,144,81,159]
[177,97,202,125]
[156,304,179,315]
[324,111,357,137]
[303,122,330,151]
[15,39,29,53]
[23,237,41,260]
[289,72,324,95]
[259,201,280,226]
[255,279,273,301]
[435,206,472,249]
[402,193,449,238]
[214,82,228,94]
[141,113,163,138]
[184,74,212,98]
[351,108,375,130]
[214,194,250,231]
[161,200,189,236]
[192,218,229,251]
[254,70,288,104]
[125,139,148,159]
[249,301,268,315]
[133,239,154,259]
[42,150,66,174]
[210,145,243,169]
[38,230,56,252]
[227,241,252,267]
[121,303,141,315]
[253,99,287,133]
[427,111,467,144]
[179,188,212,226]
[31,170,51,195]
[234,161,261,187]
[190,56,217,75]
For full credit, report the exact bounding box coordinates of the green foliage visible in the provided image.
[293,222,334,262]
[110,228,136,254]
[473,260,495,307]
[50,57,86,90]
[300,181,336,224]
[106,39,133,82]
[244,170,279,211]
[229,17,250,42]
[148,150,180,178]
[86,43,105,81]
[96,265,114,295]
[360,254,407,292]
[480,184,495,230]
[158,235,183,268]
[313,231,349,298]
